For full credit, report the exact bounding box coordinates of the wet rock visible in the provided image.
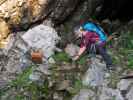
[82,57,106,87]
[72,89,95,100]
[22,24,60,59]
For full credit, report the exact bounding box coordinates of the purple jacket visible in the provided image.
[80,31,105,48]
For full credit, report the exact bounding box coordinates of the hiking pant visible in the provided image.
[96,44,112,66]
[88,42,112,67]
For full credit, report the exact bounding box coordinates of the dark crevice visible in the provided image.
[96,0,133,21]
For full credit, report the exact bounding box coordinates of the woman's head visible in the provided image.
[74,26,85,39]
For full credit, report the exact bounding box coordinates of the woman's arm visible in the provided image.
[73,46,86,61]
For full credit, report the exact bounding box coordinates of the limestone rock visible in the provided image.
[0,19,10,48]
[99,87,124,100]
[126,86,133,100]
[65,43,80,59]
[55,80,71,91]
[36,64,51,75]
[82,57,106,87]
[117,79,133,91]
[22,24,60,59]
[72,89,95,100]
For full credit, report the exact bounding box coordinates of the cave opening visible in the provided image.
[96,0,133,21]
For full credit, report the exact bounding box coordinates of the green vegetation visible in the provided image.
[118,48,133,69]
[0,66,50,100]
[11,66,33,88]
[52,52,71,63]
[52,51,88,65]
[112,96,116,100]
[119,32,133,49]
[68,78,83,95]
[76,55,88,65]
[72,78,83,93]
[0,27,133,100]
[107,31,133,69]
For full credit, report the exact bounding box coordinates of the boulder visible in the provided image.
[22,24,60,59]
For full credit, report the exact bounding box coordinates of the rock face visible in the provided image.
[0,0,81,32]
[99,87,124,100]
[82,57,106,87]
[0,0,50,47]
[0,24,60,74]
[0,19,10,48]
[0,0,49,25]
[0,0,100,47]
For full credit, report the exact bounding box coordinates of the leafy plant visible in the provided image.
[127,58,133,69]
[52,52,71,62]
[0,65,51,100]
[77,55,88,65]
[70,79,83,95]
[10,66,33,89]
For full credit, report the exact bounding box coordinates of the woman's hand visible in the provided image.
[73,55,80,61]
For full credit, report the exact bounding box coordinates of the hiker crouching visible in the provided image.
[73,21,113,70]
